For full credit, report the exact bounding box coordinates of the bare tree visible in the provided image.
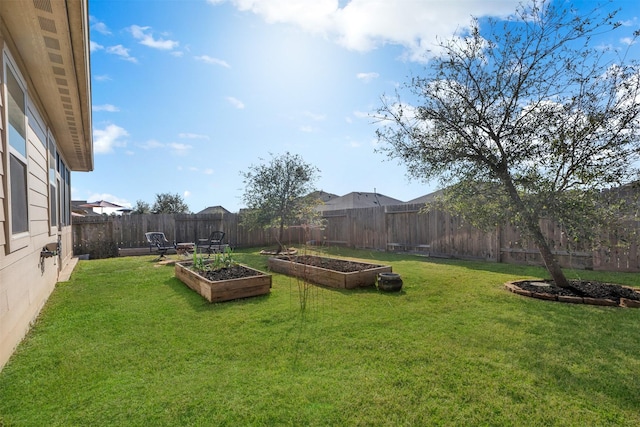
[376,0,640,287]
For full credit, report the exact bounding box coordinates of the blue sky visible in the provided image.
[77,0,639,214]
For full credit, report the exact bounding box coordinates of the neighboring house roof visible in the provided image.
[197,206,231,215]
[405,189,445,205]
[71,200,100,216]
[0,0,93,171]
[308,191,340,203]
[317,192,404,211]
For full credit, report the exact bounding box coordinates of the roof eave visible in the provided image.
[1,0,93,171]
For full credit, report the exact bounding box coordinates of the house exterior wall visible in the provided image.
[0,1,91,371]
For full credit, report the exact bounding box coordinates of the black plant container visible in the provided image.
[377,272,403,292]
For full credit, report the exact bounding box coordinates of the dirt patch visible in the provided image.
[196,265,264,281]
[274,255,382,273]
[506,279,640,307]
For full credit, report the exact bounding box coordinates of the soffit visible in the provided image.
[0,0,93,171]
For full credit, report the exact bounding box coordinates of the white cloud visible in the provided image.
[195,55,230,68]
[299,125,315,133]
[93,104,120,112]
[93,124,129,154]
[621,37,636,46]
[596,43,614,51]
[129,25,179,50]
[90,41,104,52]
[178,133,210,139]
[184,190,192,198]
[140,140,164,150]
[106,45,137,63]
[226,96,245,109]
[90,16,111,35]
[303,111,326,121]
[94,74,111,82]
[203,168,214,175]
[169,142,192,155]
[139,140,192,155]
[357,72,379,83]
[209,0,520,62]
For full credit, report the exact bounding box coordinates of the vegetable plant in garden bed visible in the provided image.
[175,248,271,303]
[268,255,392,289]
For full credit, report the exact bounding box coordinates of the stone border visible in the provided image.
[505,280,640,308]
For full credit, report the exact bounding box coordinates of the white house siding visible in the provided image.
[0,59,4,252]
[0,32,76,370]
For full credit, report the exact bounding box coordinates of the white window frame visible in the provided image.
[3,49,30,252]
[60,159,70,227]
[48,131,58,233]
[47,135,71,231]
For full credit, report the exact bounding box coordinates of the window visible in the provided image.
[5,56,29,237]
[62,164,71,226]
[48,135,71,229]
[48,135,57,228]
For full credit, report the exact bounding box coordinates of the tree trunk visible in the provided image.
[524,219,570,288]
[500,171,570,288]
[277,220,285,254]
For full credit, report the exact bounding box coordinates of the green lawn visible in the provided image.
[1,248,639,426]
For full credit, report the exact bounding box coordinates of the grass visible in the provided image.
[1,247,640,426]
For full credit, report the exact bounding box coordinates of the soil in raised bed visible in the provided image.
[194,265,263,281]
[517,279,640,303]
[274,255,382,272]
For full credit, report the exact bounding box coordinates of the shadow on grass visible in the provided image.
[314,246,640,288]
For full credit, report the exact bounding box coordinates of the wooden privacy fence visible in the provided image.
[72,206,640,272]
[72,213,321,257]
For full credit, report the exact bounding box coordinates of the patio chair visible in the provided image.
[145,232,176,260]
[197,231,227,257]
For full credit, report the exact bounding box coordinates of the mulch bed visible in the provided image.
[507,279,640,307]
[274,255,382,273]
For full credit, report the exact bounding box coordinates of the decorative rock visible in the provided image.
[529,282,551,288]
[504,283,518,292]
[620,298,640,308]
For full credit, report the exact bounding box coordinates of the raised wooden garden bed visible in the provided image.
[175,261,271,303]
[268,255,392,289]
